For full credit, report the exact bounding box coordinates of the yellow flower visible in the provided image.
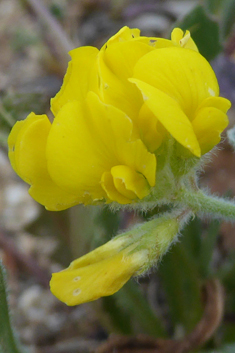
[50,215,179,305]
[8,27,231,211]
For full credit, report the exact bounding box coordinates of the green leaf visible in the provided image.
[174,5,222,61]
[0,262,27,353]
[159,242,202,332]
[221,0,235,39]
[102,295,133,334]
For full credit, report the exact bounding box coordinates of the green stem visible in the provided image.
[178,189,235,221]
[0,262,27,353]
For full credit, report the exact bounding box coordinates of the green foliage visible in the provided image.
[0,262,27,353]
[102,294,133,334]
[102,280,167,337]
[113,281,166,337]
[175,5,222,60]
[158,236,203,332]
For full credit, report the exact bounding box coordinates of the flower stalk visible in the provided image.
[178,189,235,221]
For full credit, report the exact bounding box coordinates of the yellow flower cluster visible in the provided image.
[8,27,231,211]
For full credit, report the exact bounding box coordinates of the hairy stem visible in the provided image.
[178,189,235,221]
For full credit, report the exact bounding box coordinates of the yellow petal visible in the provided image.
[192,106,229,154]
[101,171,131,204]
[101,165,150,204]
[102,35,174,100]
[102,26,141,48]
[132,46,219,118]
[171,28,198,52]
[130,79,201,157]
[51,46,99,115]
[69,235,132,267]
[111,165,150,200]
[102,40,155,80]
[98,28,174,122]
[29,180,81,211]
[8,113,50,183]
[196,96,231,114]
[87,92,156,187]
[8,119,25,174]
[47,93,156,202]
[112,180,137,200]
[8,113,82,211]
[138,103,166,152]
[97,50,143,121]
[47,100,108,200]
[102,26,173,50]
[50,251,145,306]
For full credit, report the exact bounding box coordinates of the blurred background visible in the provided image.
[1,0,235,352]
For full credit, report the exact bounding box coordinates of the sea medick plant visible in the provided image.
[8,27,234,306]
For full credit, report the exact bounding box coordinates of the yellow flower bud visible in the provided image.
[50,214,181,306]
[8,26,231,210]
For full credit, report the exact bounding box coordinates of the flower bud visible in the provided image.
[50,212,183,306]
